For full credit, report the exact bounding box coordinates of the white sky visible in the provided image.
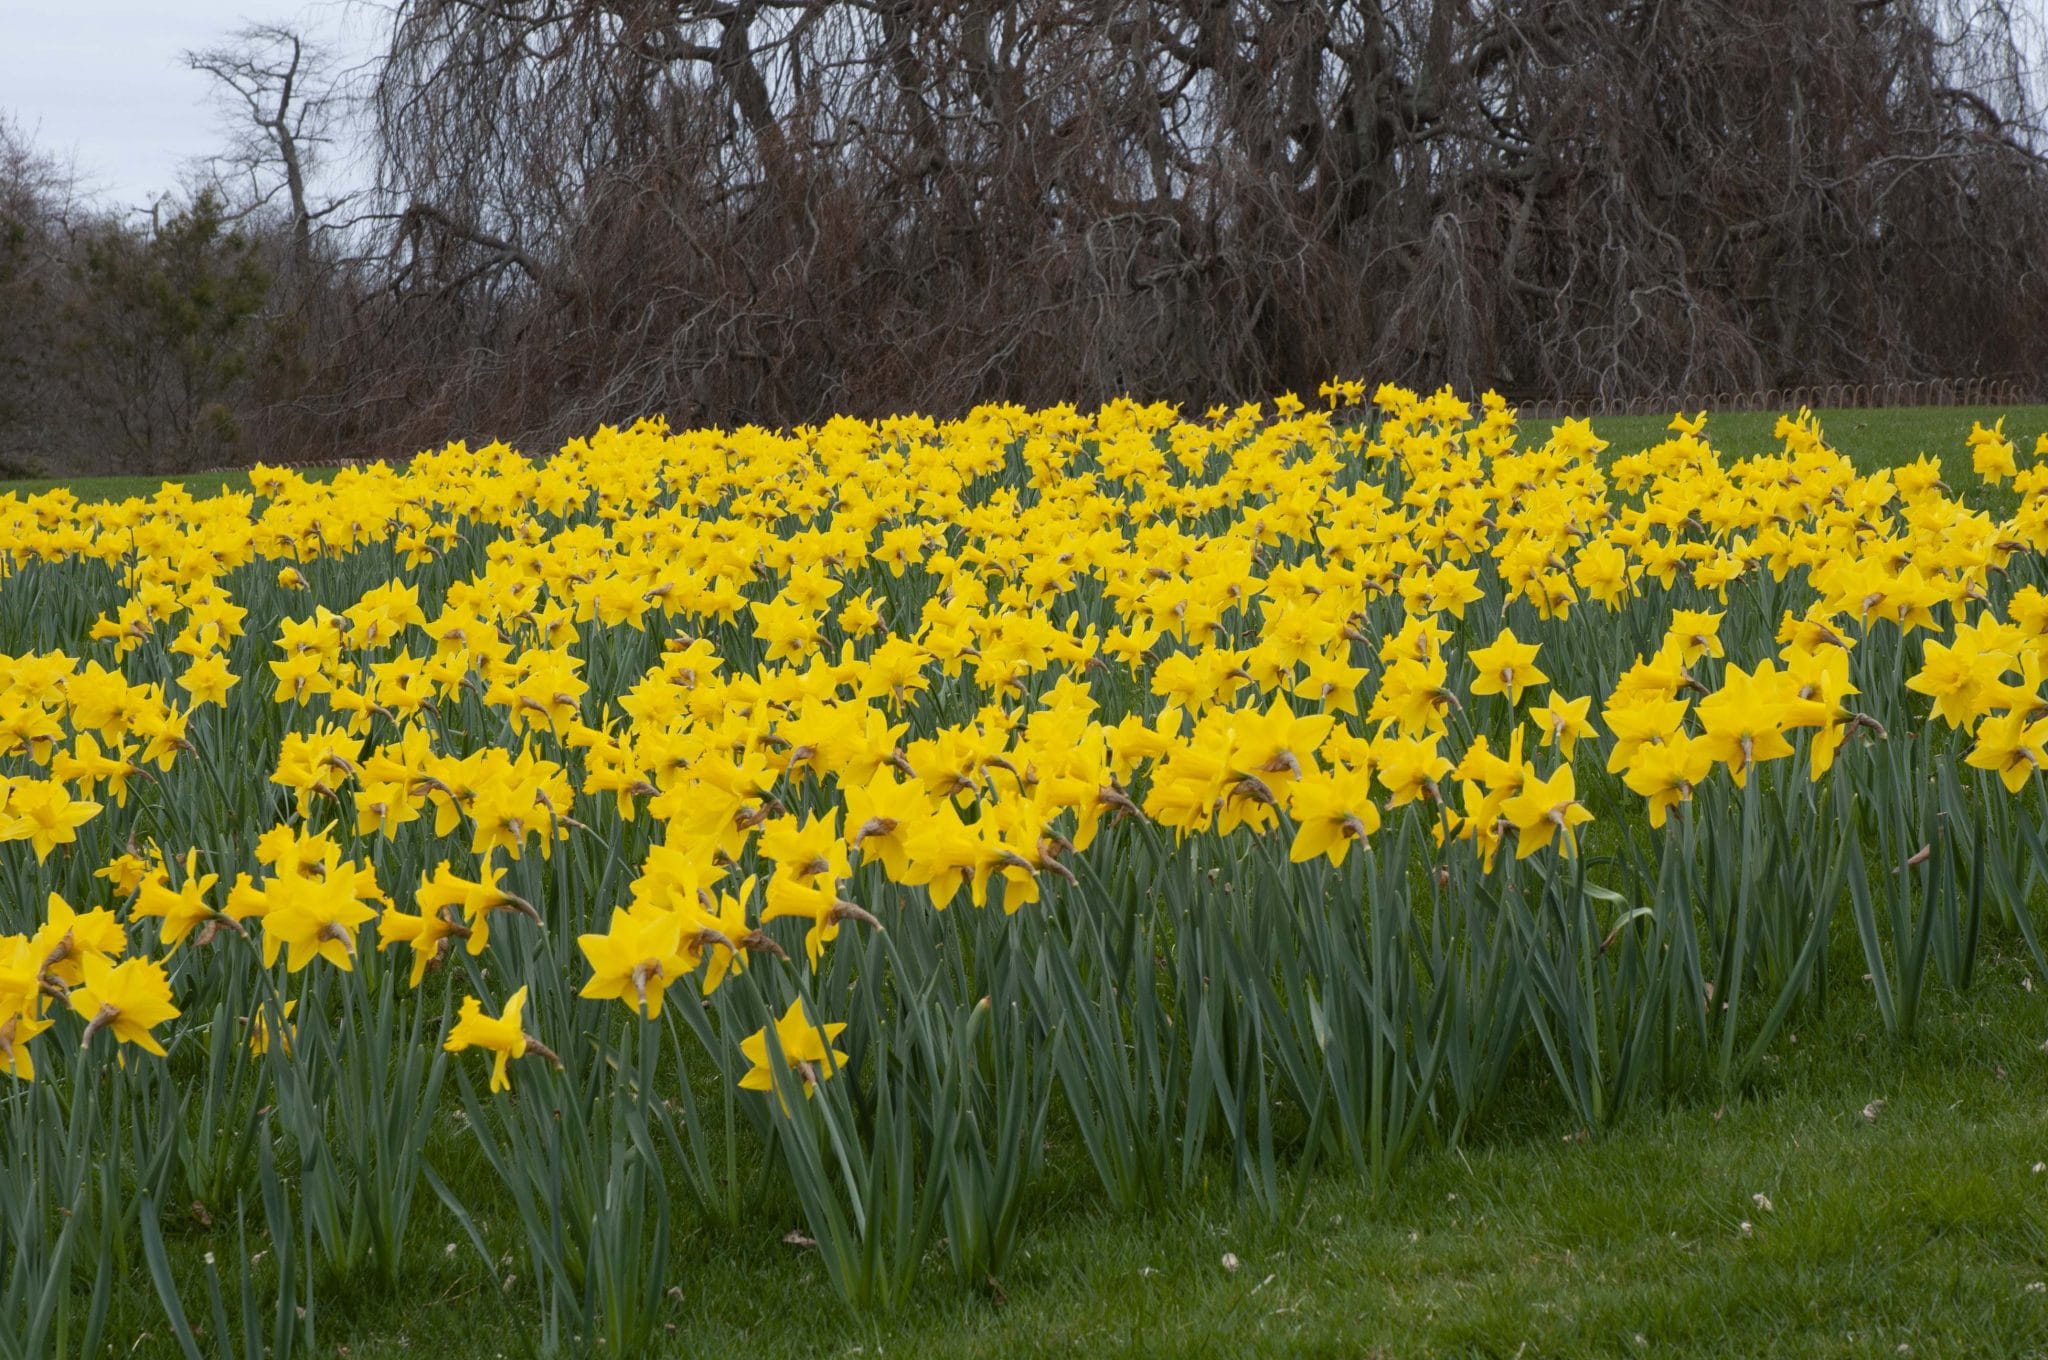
[0,0,385,214]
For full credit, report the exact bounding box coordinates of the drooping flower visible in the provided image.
[70,955,180,1057]
[444,986,555,1094]
[738,998,850,1106]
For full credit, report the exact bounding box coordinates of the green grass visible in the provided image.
[6,403,2045,506]
[0,466,339,503]
[149,949,2043,1360]
[1524,403,2048,483]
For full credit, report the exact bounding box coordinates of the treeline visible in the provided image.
[0,138,287,476]
[5,0,2048,477]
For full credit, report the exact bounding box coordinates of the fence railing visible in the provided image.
[1516,376,2041,421]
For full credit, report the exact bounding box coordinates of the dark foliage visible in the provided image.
[6,1,2048,474]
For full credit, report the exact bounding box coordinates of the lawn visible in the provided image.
[1522,403,2048,481]
[3,401,2046,502]
[0,465,338,503]
[154,958,2048,1360]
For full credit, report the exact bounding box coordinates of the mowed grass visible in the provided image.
[151,950,2048,1360]
[1523,403,2048,482]
[0,465,339,502]
[4,402,2047,503]
[26,402,2048,1358]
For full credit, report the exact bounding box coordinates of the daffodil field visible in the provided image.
[5,386,2048,1355]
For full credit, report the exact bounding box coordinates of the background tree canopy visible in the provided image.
[5,0,2048,475]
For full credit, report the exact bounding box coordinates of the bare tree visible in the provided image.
[0,117,85,475]
[187,23,348,273]
[18,2,2048,476]
[315,0,2048,453]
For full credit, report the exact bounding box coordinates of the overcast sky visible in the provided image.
[1,0,384,214]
